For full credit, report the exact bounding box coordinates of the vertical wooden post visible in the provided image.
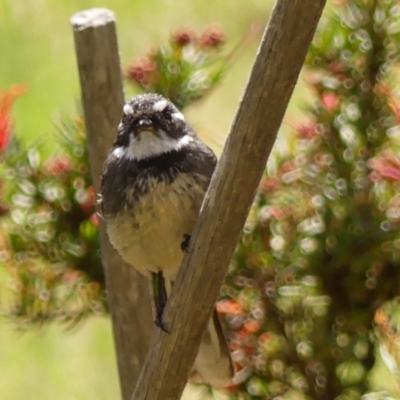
[70,9,154,400]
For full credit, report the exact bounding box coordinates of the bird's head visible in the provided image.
[112,93,193,161]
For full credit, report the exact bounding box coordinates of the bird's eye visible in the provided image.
[162,108,173,120]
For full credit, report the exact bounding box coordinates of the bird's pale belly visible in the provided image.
[106,176,201,280]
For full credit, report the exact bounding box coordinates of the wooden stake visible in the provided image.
[131,1,326,399]
[70,9,155,400]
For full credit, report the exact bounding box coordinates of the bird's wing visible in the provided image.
[189,309,234,388]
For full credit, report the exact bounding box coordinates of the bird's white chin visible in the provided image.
[112,130,193,161]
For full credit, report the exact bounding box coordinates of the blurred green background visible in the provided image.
[0,0,337,399]
[1,0,277,155]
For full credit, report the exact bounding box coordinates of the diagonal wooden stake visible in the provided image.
[131,1,326,399]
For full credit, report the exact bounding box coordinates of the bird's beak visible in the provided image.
[136,118,154,132]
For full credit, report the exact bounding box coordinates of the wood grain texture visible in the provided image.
[131,1,327,399]
[70,9,155,400]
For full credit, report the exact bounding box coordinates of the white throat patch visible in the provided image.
[112,131,193,161]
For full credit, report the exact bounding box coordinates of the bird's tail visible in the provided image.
[188,309,234,388]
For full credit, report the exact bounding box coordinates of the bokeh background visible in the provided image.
[4,1,392,399]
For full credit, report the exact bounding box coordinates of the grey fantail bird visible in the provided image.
[100,93,233,387]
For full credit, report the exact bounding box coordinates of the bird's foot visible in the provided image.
[181,234,191,253]
[150,271,169,333]
[154,310,169,333]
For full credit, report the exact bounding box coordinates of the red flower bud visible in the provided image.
[44,156,73,176]
[200,25,226,48]
[125,58,157,86]
[171,28,195,47]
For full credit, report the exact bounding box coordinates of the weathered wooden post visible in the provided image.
[130,1,326,399]
[70,9,154,400]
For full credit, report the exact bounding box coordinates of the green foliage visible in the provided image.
[0,116,105,325]
[125,26,232,109]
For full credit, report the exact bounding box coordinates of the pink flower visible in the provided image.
[89,212,100,226]
[369,151,400,181]
[328,61,346,73]
[125,57,157,86]
[44,156,73,175]
[200,25,226,48]
[217,299,244,315]
[296,123,317,139]
[261,205,286,220]
[281,161,295,173]
[321,91,340,112]
[171,28,195,47]
[80,185,96,213]
[62,270,82,283]
[260,177,279,192]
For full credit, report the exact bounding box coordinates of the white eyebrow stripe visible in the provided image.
[152,99,168,112]
[123,103,134,115]
[172,112,185,121]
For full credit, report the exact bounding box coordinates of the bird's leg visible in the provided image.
[181,234,191,253]
[150,271,168,332]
